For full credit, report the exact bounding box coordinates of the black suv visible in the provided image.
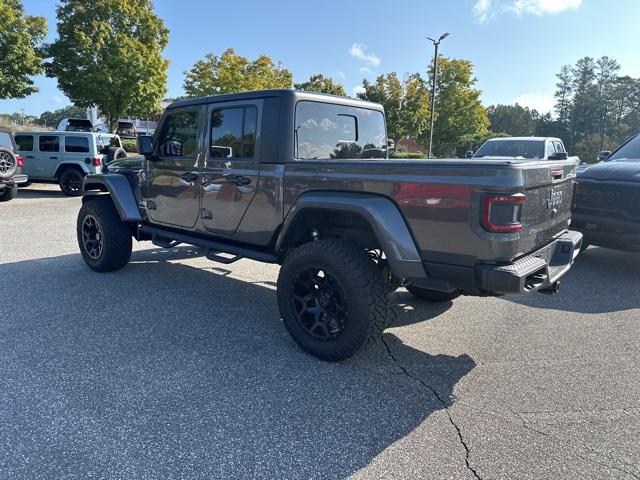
[0,127,27,202]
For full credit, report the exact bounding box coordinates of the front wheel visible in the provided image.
[77,197,132,272]
[406,284,461,302]
[59,168,85,196]
[277,239,391,362]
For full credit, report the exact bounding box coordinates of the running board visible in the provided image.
[139,225,279,264]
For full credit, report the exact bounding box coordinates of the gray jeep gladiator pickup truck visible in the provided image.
[77,90,582,361]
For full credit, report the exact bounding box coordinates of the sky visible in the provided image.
[3,0,640,117]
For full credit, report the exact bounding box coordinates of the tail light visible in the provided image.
[92,157,101,167]
[16,155,24,168]
[482,194,526,233]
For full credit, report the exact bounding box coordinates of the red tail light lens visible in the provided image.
[482,194,526,233]
[16,155,24,168]
[92,157,101,167]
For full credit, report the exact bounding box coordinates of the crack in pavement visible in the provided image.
[381,335,481,480]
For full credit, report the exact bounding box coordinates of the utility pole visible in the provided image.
[427,32,449,158]
[20,108,26,126]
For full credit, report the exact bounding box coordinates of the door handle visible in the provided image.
[180,172,198,183]
[26,155,34,159]
[225,175,251,186]
[49,156,58,160]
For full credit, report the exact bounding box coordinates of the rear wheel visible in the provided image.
[277,239,391,362]
[59,168,85,196]
[406,284,461,302]
[0,148,17,180]
[0,185,17,202]
[77,197,132,272]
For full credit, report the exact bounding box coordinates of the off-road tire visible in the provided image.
[59,168,85,196]
[77,197,132,272]
[107,147,127,164]
[277,239,392,362]
[0,185,17,202]
[0,147,17,180]
[406,284,461,302]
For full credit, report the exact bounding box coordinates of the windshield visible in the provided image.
[474,140,545,159]
[608,134,640,162]
[67,119,93,132]
[96,135,121,154]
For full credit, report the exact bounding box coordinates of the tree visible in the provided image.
[554,65,573,127]
[357,72,430,144]
[487,104,535,136]
[39,104,87,128]
[429,57,489,156]
[183,49,292,97]
[294,74,346,96]
[46,0,169,132]
[0,0,47,99]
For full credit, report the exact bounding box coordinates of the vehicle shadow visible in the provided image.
[503,246,640,314]
[0,249,474,479]
[17,186,68,199]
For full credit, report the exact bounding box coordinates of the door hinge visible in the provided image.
[201,208,213,220]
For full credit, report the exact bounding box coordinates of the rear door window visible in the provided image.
[39,135,60,152]
[209,107,257,158]
[65,136,90,153]
[15,135,34,151]
[294,101,387,160]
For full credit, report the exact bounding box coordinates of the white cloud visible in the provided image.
[474,0,582,23]
[349,43,380,67]
[360,66,371,75]
[334,71,346,81]
[352,85,366,97]
[515,92,554,113]
[50,95,64,104]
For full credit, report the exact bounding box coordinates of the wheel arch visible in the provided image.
[82,174,142,222]
[53,162,90,179]
[275,191,427,279]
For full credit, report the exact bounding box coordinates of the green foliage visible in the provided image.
[121,138,137,153]
[46,0,169,132]
[38,104,87,128]
[183,49,293,97]
[389,151,425,159]
[294,74,346,96]
[574,134,619,164]
[430,57,489,157]
[487,104,536,136]
[357,73,430,144]
[0,111,39,126]
[0,0,47,99]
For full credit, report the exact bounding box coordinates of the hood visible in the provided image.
[578,159,640,182]
[106,155,144,173]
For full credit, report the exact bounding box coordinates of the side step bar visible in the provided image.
[139,225,279,264]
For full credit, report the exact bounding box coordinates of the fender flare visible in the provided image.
[53,162,91,178]
[276,191,427,279]
[82,174,142,222]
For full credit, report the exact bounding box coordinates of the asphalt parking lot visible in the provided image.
[1,185,639,479]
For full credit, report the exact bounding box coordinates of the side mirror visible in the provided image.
[597,150,611,161]
[137,135,153,156]
[550,152,569,160]
[465,150,474,158]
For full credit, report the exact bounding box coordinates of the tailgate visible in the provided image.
[515,162,575,256]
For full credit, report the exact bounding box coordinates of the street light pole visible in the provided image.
[427,32,449,159]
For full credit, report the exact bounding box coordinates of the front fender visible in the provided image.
[277,192,427,279]
[83,174,142,222]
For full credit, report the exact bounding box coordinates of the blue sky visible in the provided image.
[3,0,640,116]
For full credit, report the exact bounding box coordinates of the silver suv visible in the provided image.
[15,131,126,196]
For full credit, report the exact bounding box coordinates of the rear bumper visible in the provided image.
[572,212,640,252]
[475,230,583,294]
[1,174,28,186]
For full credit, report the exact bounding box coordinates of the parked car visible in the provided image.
[15,131,126,196]
[78,90,582,361]
[468,137,578,162]
[116,121,137,139]
[57,118,94,132]
[573,133,640,252]
[0,127,28,202]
